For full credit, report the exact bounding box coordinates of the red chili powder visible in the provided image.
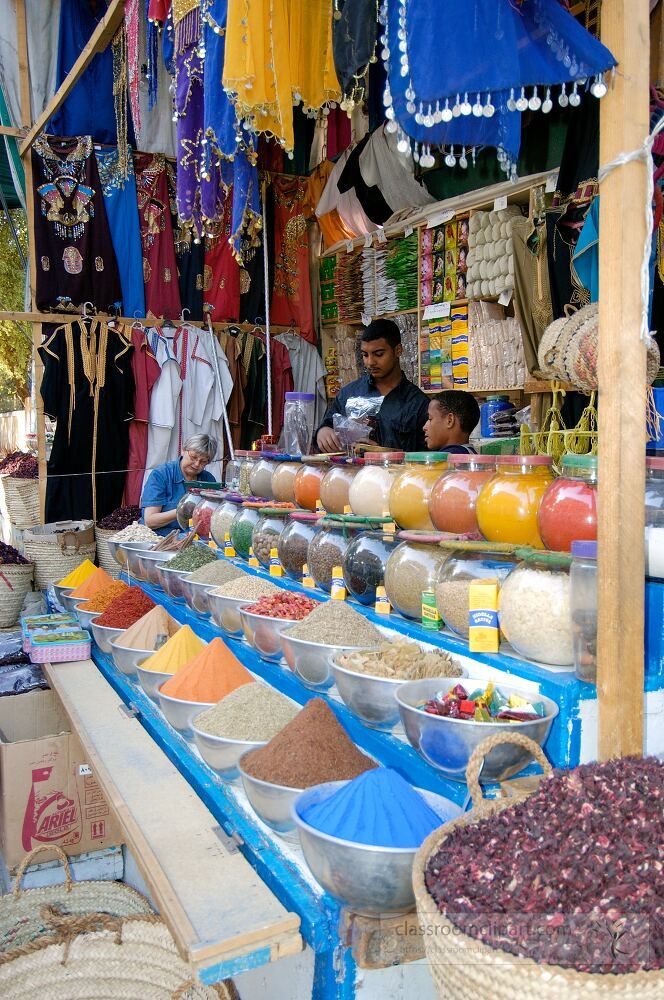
[95,587,156,628]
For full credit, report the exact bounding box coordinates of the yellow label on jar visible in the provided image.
[331,565,346,600]
[374,586,391,615]
[248,546,259,568]
[468,579,499,652]
[421,590,441,630]
[302,563,315,588]
[269,547,283,576]
[223,533,236,558]
[209,539,218,550]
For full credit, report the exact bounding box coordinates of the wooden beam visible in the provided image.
[651,0,664,86]
[597,0,649,758]
[19,0,125,156]
[0,125,25,138]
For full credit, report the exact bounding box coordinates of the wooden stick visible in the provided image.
[597,0,649,758]
[0,125,25,138]
[19,0,126,156]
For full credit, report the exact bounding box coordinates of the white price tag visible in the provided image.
[545,172,558,193]
[363,233,373,248]
[345,240,354,253]
[361,312,372,326]
[404,225,414,238]
[423,302,451,320]
[498,288,513,307]
[493,196,508,211]
[376,228,388,244]
[79,764,92,777]
[427,209,455,229]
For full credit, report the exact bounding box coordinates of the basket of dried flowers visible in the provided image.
[413,731,663,999]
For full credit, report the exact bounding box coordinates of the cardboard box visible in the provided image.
[0,688,122,870]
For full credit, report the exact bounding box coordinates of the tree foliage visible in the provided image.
[0,208,31,409]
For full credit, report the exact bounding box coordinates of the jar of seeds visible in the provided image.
[277,511,323,580]
[307,515,391,593]
[384,531,451,620]
[229,504,262,558]
[251,508,292,568]
[210,495,243,548]
[435,544,517,638]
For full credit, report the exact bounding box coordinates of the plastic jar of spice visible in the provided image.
[229,504,262,558]
[429,454,497,535]
[537,453,598,552]
[342,530,399,605]
[249,455,276,500]
[294,457,330,511]
[307,515,390,593]
[210,495,243,547]
[434,545,516,638]
[176,488,202,530]
[389,453,449,530]
[277,511,323,580]
[383,530,451,620]
[320,459,363,515]
[251,508,292,568]
[271,458,302,503]
[476,455,554,548]
[645,456,664,579]
[570,540,598,682]
[348,452,404,517]
[236,450,258,496]
[499,548,574,665]
[191,490,224,539]
[224,454,242,491]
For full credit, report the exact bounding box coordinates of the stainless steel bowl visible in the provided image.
[181,577,213,618]
[329,654,405,731]
[124,545,151,582]
[157,687,215,737]
[292,781,460,915]
[396,677,559,783]
[107,537,137,566]
[238,754,303,840]
[207,593,253,638]
[53,583,72,606]
[136,665,173,702]
[191,724,266,781]
[75,603,101,631]
[90,619,126,654]
[120,540,156,571]
[278,629,365,691]
[62,592,85,615]
[109,639,153,677]
[240,609,298,663]
[139,549,174,587]
[157,565,192,603]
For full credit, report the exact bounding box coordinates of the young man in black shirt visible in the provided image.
[316,319,429,452]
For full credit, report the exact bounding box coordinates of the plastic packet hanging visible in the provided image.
[0,662,48,697]
[0,629,30,667]
[333,396,384,449]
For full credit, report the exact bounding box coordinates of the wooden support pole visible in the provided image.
[19,0,125,156]
[597,0,649,758]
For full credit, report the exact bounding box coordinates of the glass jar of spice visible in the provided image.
[229,504,262,558]
[176,488,202,530]
[499,548,574,665]
[570,540,598,682]
[251,508,292,568]
[645,456,664,580]
[537,453,598,552]
[389,452,449,530]
[320,459,363,515]
[307,515,390,593]
[249,454,276,500]
[277,511,323,580]
[271,458,302,503]
[476,455,554,548]
[210,495,243,548]
[348,452,405,517]
[191,490,224,539]
[294,457,330,511]
[342,530,398,605]
[224,454,242,490]
[429,454,497,535]
[435,544,516,638]
[383,530,451,620]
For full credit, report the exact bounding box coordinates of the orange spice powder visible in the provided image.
[69,567,114,600]
[85,579,128,612]
[160,637,253,703]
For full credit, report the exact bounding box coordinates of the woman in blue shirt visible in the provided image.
[141,434,218,535]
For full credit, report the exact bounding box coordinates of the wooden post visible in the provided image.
[597,0,650,758]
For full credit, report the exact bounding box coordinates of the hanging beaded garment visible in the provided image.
[111,23,130,181]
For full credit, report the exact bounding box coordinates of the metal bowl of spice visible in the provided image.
[89,619,126,654]
[396,677,559,783]
[208,594,254,638]
[157,686,215,737]
[62,592,86,616]
[121,542,156,580]
[238,754,304,840]
[136,665,174,702]
[140,549,175,587]
[180,577,213,618]
[157,565,192,603]
[75,603,101,632]
[240,592,320,663]
[192,727,267,781]
[54,585,73,607]
[109,640,153,677]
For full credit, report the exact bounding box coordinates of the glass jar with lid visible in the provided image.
[429,454,497,535]
[645,455,664,580]
[236,450,258,496]
[307,515,390,592]
[251,507,292,568]
[383,530,451,620]
[224,454,242,491]
[434,543,517,638]
[389,452,449,530]
[320,459,363,515]
[191,490,224,539]
[229,503,262,558]
[176,488,202,530]
[537,453,598,552]
[570,540,598,682]
[272,458,302,503]
[294,457,330,511]
[348,452,405,517]
[342,531,399,605]
[249,454,276,500]
[277,511,323,580]
[499,548,573,665]
[476,455,554,548]
[210,495,243,548]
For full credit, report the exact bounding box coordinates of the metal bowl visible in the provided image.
[240,609,299,663]
[396,677,559,783]
[136,665,174,702]
[120,539,156,568]
[90,619,126,654]
[53,583,73,606]
[62,592,86,615]
[181,577,213,618]
[329,655,406,731]
[75,603,101,631]
[292,781,460,915]
[108,639,153,677]
[238,753,303,841]
[157,565,192,603]
[140,549,174,587]
[157,686,215,737]
[207,593,253,638]
[107,537,139,566]
[124,545,152,582]
[278,629,366,691]
[191,724,266,782]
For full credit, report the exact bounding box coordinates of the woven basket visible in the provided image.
[0,846,153,956]
[23,521,96,590]
[0,476,40,529]
[413,732,662,999]
[0,908,234,1000]
[0,562,33,628]
[95,526,121,579]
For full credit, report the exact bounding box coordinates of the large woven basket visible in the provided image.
[0,846,153,956]
[23,521,96,590]
[95,526,121,579]
[0,476,40,529]
[413,732,662,999]
[0,562,33,628]
[0,908,235,999]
